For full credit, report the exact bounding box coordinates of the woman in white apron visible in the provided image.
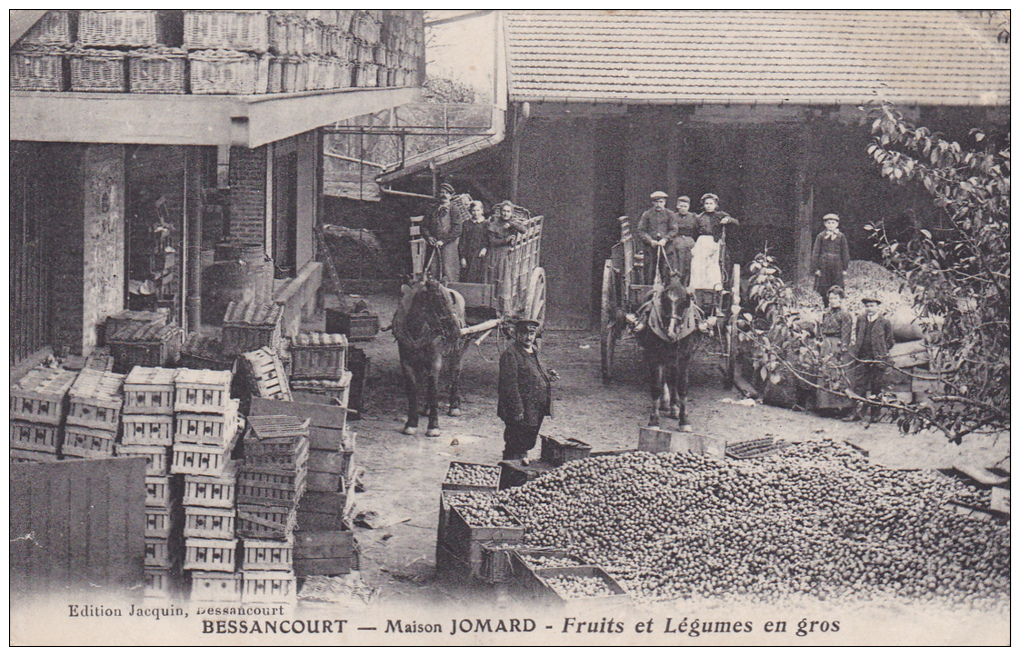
[690,193,738,314]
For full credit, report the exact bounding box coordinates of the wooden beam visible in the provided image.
[10,87,420,148]
[793,124,815,285]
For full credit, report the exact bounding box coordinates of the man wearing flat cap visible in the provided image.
[422,182,462,283]
[637,191,681,284]
[846,295,895,423]
[498,319,559,463]
[811,212,851,307]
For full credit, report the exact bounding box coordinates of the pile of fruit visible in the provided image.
[496,442,1009,608]
[795,260,915,318]
[445,462,501,488]
[543,574,617,599]
[450,497,520,528]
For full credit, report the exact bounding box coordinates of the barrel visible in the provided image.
[201,244,273,324]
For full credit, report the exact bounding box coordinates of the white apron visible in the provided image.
[690,235,722,290]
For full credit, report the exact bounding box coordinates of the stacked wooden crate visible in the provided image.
[106,319,183,373]
[10,367,77,462]
[63,368,125,460]
[236,415,309,603]
[289,332,351,408]
[171,369,241,583]
[248,397,358,577]
[222,300,284,357]
[240,347,293,402]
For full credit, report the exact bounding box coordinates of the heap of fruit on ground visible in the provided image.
[495,441,1009,608]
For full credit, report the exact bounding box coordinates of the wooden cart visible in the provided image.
[409,202,547,337]
[600,216,741,384]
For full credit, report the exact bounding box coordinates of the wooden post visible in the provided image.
[794,123,814,285]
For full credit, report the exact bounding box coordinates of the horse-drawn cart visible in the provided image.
[600,216,742,386]
[410,202,547,332]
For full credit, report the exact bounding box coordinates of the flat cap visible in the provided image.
[822,213,840,222]
[650,191,668,200]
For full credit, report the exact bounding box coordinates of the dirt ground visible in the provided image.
[309,290,1010,610]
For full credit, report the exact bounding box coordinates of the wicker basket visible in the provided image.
[184,10,269,54]
[282,56,307,93]
[269,13,292,55]
[354,63,379,88]
[70,48,127,93]
[18,10,77,47]
[79,10,181,48]
[128,47,187,94]
[189,49,267,95]
[11,46,68,91]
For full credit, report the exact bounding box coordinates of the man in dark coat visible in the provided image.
[421,182,462,283]
[846,295,896,423]
[637,191,680,284]
[498,319,559,463]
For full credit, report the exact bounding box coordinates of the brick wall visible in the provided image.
[227,145,267,248]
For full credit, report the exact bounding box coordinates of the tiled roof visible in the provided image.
[505,11,1009,106]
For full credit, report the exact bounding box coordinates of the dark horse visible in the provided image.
[391,277,467,436]
[632,275,699,430]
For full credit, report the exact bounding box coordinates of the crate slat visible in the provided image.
[190,571,242,602]
[184,538,238,572]
[122,414,174,446]
[117,444,170,476]
[10,420,61,454]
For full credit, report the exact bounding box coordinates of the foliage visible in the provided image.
[864,102,1009,442]
[420,74,476,104]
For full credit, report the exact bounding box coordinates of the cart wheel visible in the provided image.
[600,260,619,382]
[526,267,547,326]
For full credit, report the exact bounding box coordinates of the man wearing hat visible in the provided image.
[847,295,895,423]
[637,191,680,284]
[811,213,851,308]
[421,182,462,283]
[497,319,559,463]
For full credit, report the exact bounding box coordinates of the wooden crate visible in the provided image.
[184,538,238,573]
[290,372,351,410]
[10,448,60,463]
[10,367,76,426]
[69,48,127,92]
[146,475,172,507]
[79,10,182,48]
[520,565,630,606]
[237,466,307,507]
[176,401,240,447]
[10,420,61,454]
[189,571,242,602]
[184,506,236,539]
[240,348,292,402]
[242,571,296,603]
[67,368,125,431]
[540,435,592,467]
[174,369,233,414]
[145,504,178,539]
[10,46,68,92]
[306,448,355,493]
[107,321,183,373]
[179,333,235,371]
[62,425,118,459]
[236,504,297,540]
[442,504,525,579]
[498,459,557,490]
[122,414,174,446]
[242,538,294,571]
[325,309,379,341]
[184,10,269,53]
[103,310,169,344]
[442,461,500,493]
[128,47,187,93]
[19,10,77,46]
[171,441,234,477]
[249,397,350,452]
[145,536,182,568]
[144,567,178,599]
[123,366,177,414]
[183,465,237,509]
[223,301,284,356]
[289,333,348,379]
[118,444,170,476]
[637,428,726,458]
[293,530,358,577]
